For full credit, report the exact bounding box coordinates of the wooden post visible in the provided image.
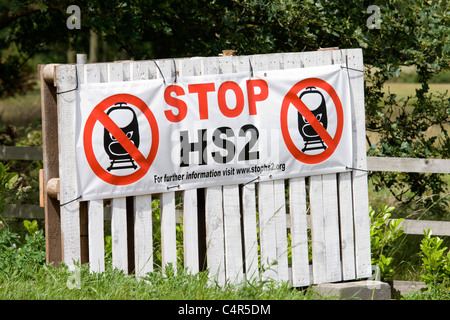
[74,54,90,266]
[56,57,83,268]
[39,63,62,267]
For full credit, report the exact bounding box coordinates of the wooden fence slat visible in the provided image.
[251,53,278,282]
[106,61,131,273]
[111,197,128,272]
[300,51,329,285]
[205,186,225,285]
[108,63,123,83]
[322,173,342,283]
[234,55,251,73]
[282,52,302,69]
[131,61,149,81]
[128,61,155,278]
[88,199,105,273]
[258,181,278,281]
[161,192,178,273]
[309,175,327,284]
[3,204,45,219]
[288,177,310,287]
[367,157,450,174]
[241,183,259,283]
[56,64,81,268]
[315,50,343,283]
[338,172,356,280]
[223,184,244,284]
[183,189,199,273]
[201,54,234,283]
[346,49,372,279]
[0,146,43,160]
[175,55,200,275]
[157,59,176,83]
[215,56,246,284]
[11,146,450,175]
[331,49,356,281]
[84,63,106,273]
[398,220,450,237]
[273,179,289,282]
[180,57,203,76]
[134,195,153,277]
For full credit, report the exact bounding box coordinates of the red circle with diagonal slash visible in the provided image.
[280,78,343,164]
[84,94,159,185]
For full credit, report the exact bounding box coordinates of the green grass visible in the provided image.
[0,262,331,300]
[0,84,41,126]
[382,82,449,101]
[0,219,330,300]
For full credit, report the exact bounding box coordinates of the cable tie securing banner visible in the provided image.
[172,59,178,83]
[153,60,166,85]
[346,166,369,173]
[242,176,260,186]
[60,195,82,207]
[56,68,79,95]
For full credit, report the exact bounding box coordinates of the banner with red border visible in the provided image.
[76,64,353,200]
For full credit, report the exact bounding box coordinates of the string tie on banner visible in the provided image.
[172,59,178,83]
[57,68,79,95]
[60,195,82,207]
[153,60,166,85]
[345,166,369,173]
[242,176,260,186]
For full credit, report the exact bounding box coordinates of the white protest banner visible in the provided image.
[76,64,353,200]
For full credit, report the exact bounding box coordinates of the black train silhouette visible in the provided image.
[104,102,140,171]
[297,87,328,152]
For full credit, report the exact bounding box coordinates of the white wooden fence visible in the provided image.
[5,149,449,235]
[40,49,372,286]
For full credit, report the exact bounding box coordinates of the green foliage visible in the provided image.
[362,1,449,213]
[0,159,40,208]
[0,162,19,213]
[151,198,184,269]
[419,229,450,287]
[0,219,46,280]
[104,234,112,265]
[1,0,447,212]
[23,219,39,235]
[369,204,404,279]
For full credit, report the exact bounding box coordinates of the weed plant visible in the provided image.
[370,204,405,280]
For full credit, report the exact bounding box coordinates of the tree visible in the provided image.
[1,0,449,213]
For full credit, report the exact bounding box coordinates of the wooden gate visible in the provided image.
[39,48,371,287]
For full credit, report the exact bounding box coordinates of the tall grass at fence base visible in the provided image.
[0,261,326,300]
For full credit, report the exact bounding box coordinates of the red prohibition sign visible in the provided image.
[280,78,344,164]
[84,94,159,185]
